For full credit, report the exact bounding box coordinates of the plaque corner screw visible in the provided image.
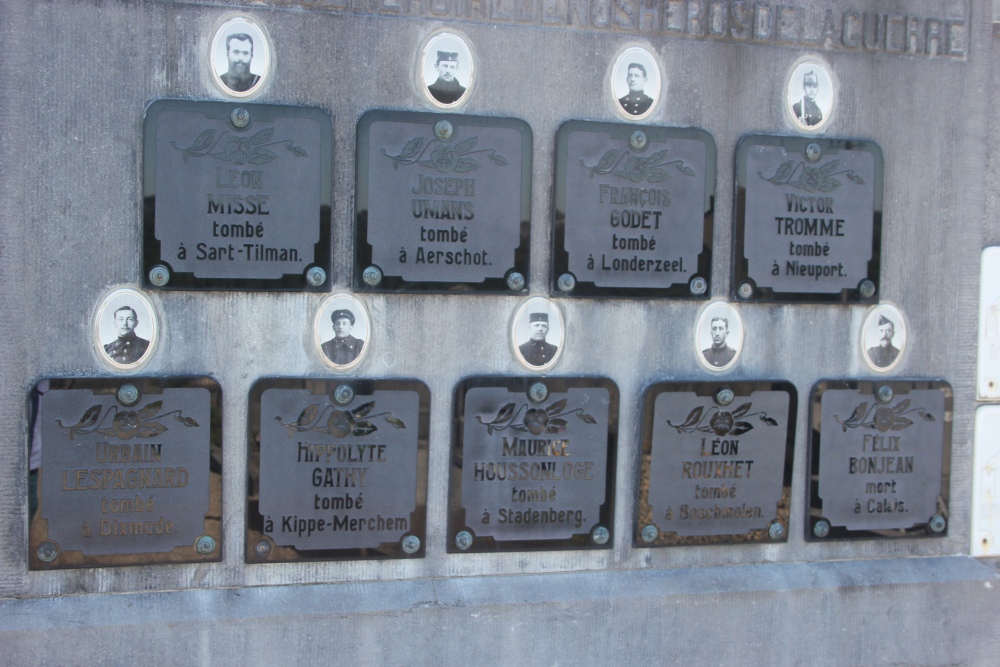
[877,385,894,404]
[813,519,831,538]
[805,143,821,162]
[230,107,250,129]
[715,387,734,406]
[195,535,216,555]
[528,382,548,403]
[149,264,170,287]
[629,130,647,150]
[689,276,707,296]
[37,541,59,563]
[557,273,576,293]
[592,526,610,545]
[402,535,421,554]
[929,515,947,533]
[434,120,453,141]
[334,385,354,405]
[640,525,658,543]
[305,266,326,287]
[117,384,140,406]
[768,522,785,540]
[859,280,876,299]
[506,272,525,292]
[455,530,474,550]
[737,281,754,300]
[254,539,271,559]
[362,265,383,287]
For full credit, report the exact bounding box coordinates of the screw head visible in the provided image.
[689,276,707,296]
[528,382,548,404]
[768,522,785,540]
[877,385,894,404]
[230,108,250,129]
[334,385,354,405]
[813,519,831,538]
[715,387,735,406]
[117,384,140,406]
[37,541,59,563]
[805,143,821,162]
[435,120,453,140]
[362,265,383,287]
[640,525,658,543]
[254,540,272,559]
[592,526,610,545]
[629,130,647,150]
[929,515,947,533]
[401,535,421,554]
[557,273,576,293]
[195,535,216,555]
[506,272,525,291]
[149,264,170,287]
[455,530,474,550]
[737,281,754,299]
[305,266,326,287]
[859,280,876,299]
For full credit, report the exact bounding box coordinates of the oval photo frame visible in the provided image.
[610,45,662,122]
[314,293,371,372]
[861,303,907,373]
[695,300,744,373]
[209,14,272,99]
[784,55,836,133]
[93,287,159,372]
[511,297,565,372]
[418,30,476,110]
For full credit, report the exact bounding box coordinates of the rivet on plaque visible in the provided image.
[418,30,475,109]
[511,297,565,372]
[860,303,907,373]
[93,287,159,372]
[784,56,836,133]
[209,14,272,99]
[314,293,371,371]
[695,300,743,372]
[610,45,662,122]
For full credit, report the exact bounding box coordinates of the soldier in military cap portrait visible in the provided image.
[103,305,151,365]
[322,309,365,366]
[518,312,559,367]
[427,51,467,105]
[618,63,654,116]
[866,314,900,369]
[792,70,823,127]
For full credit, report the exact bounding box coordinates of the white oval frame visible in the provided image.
[417,29,476,110]
[314,293,372,372]
[609,44,663,122]
[861,302,907,374]
[511,297,565,372]
[209,14,273,99]
[784,55,837,133]
[93,286,159,372]
[694,300,744,373]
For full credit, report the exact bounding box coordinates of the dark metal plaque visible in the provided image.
[356,110,531,294]
[733,135,883,303]
[448,377,618,552]
[808,380,952,540]
[246,379,429,562]
[636,382,796,546]
[28,377,222,569]
[553,121,715,298]
[143,99,332,290]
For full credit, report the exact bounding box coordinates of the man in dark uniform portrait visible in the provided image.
[322,309,365,365]
[867,315,900,368]
[518,312,558,367]
[427,51,466,104]
[220,33,260,93]
[104,306,150,364]
[702,317,736,368]
[792,70,822,127]
[618,63,653,116]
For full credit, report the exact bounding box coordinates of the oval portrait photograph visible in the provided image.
[419,31,475,109]
[861,303,907,373]
[209,15,272,98]
[785,57,835,132]
[93,287,159,371]
[511,297,565,372]
[314,293,371,371]
[695,300,743,372]
[610,45,662,121]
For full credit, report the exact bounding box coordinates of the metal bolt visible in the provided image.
[401,535,421,554]
[715,387,734,406]
[737,281,754,299]
[305,266,326,287]
[877,385,894,404]
[455,530,474,550]
[230,108,250,129]
[557,273,576,293]
[37,541,58,563]
[506,272,525,291]
[689,276,707,296]
[592,526,610,545]
[813,519,830,538]
[362,265,383,287]
[805,143,821,161]
[528,382,548,403]
[254,540,271,559]
[929,515,947,533]
[629,130,647,150]
[640,525,658,543]
[768,522,785,540]
[149,264,170,287]
[859,280,876,299]
[334,385,354,405]
[435,120,453,140]
[118,384,139,405]
[195,535,216,555]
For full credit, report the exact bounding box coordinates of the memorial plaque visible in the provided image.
[143,99,332,290]
[356,110,531,293]
[28,377,222,569]
[733,135,883,303]
[448,377,618,552]
[808,380,952,540]
[553,121,714,298]
[246,379,429,561]
[636,382,796,546]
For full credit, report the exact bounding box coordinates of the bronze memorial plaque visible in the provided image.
[636,382,796,546]
[448,377,618,552]
[553,121,715,298]
[247,379,429,562]
[28,377,222,569]
[733,135,883,303]
[143,99,332,290]
[355,110,531,294]
[808,380,952,540]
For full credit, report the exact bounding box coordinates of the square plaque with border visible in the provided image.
[552,121,715,298]
[28,377,222,569]
[143,99,332,291]
[635,381,796,547]
[447,376,618,553]
[246,378,429,562]
[733,135,883,303]
[807,379,952,541]
[355,110,531,294]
